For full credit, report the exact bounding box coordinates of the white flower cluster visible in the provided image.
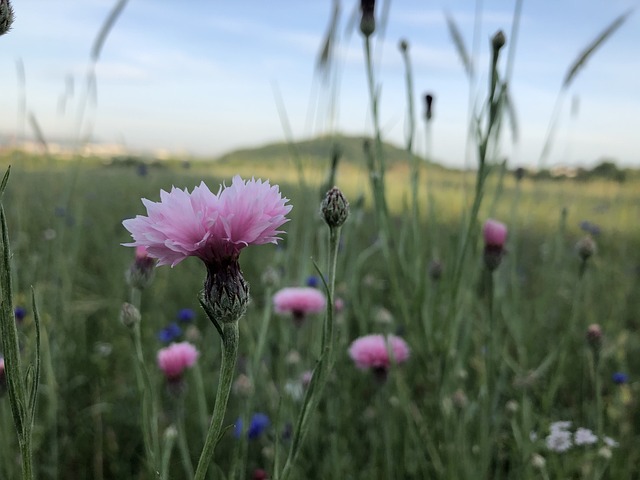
[541,421,619,453]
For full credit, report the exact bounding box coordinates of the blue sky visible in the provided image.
[0,0,638,168]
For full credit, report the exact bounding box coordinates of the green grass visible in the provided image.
[0,148,638,479]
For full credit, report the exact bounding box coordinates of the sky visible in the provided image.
[0,0,639,169]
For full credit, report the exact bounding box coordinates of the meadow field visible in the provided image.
[1,1,640,479]
[0,144,639,479]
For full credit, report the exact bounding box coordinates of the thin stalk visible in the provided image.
[280,223,342,480]
[176,400,195,479]
[362,36,412,328]
[194,321,239,480]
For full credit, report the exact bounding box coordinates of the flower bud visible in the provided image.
[586,323,602,350]
[203,259,250,324]
[428,259,443,281]
[0,0,15,37]
[491,30,506,53]
[424,93,434,121]
[126,246,157,290]
[359,0,376,37]
[530,453,546,470]
[120,302,141,328]
[576,236,596,261]
[398,39,408,53]
[321,186,349,228]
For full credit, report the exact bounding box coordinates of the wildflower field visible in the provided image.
[1,1,640,480]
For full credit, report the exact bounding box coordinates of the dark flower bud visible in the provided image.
[0,0,15,37]
[424,93,434,121]
[321,187,350,228]
[398,39,408,53]
[586,323,602,350]
[492,30,506,53]
[576,236,596,261]
[360,0,376,37]
[428,259,443,281]
[204,259,250,324]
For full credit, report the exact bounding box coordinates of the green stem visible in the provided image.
[194,321,239,480]
[280,223,342,480]
[128,286,160,478]
[176,400,195,479]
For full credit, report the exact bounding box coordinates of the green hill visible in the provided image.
[215,134,443,171]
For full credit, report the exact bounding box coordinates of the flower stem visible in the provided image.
[194,321,239,480]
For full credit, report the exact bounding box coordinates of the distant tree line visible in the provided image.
[518,159,633,183]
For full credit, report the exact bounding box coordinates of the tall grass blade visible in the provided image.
[445,12,473,78]
[91,0,129,61]
[562,9,634,88]
[27,112,48,154]
[316,0,340,82]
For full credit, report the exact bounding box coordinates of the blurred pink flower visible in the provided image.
[135,245,149,259]
[123,176,292,267]
[273,287,326,325]
[348,334,410,372]
[157,342,199,380]
[483,219,508,247]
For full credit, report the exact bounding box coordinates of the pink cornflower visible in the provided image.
[273,287,326,326]
[348,334,410,379]
[482,219,508,271]
[483,219,508,248]
[123,176,291,267]
[157,342,199,381]
[123,176,291,321]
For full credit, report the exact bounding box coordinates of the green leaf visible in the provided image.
[27,287,42,428]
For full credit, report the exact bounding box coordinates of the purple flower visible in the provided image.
[157,323,182,343]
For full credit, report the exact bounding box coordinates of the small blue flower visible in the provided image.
[177,308,196,323]
[579,220,601,236]
[247,413,270,440]
[306,276,320,288]
[612,372,628,385]
[233,413,270,440]
[157,323,182,343]
[14,306,26,322]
